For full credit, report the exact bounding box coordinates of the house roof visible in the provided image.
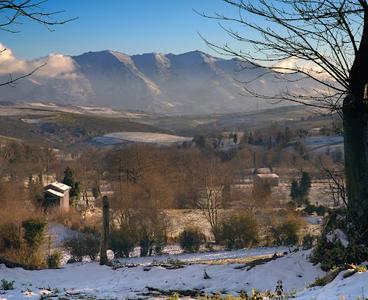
[48,182,71,191]
[255,168,272,174]
[256,173,279,179]
[45,189,64,198]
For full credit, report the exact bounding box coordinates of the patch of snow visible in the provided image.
[305,216,323,225]
[326,229,349,248]
[93,131,192,145]
[296,269,368,300]
[21,118,41,124]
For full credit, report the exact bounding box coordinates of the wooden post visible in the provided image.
[100,196,110,265]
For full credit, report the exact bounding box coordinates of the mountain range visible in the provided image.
[0,50,318,115]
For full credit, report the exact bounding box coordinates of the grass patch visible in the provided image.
[343,265,367,279]
[309,268,341,287]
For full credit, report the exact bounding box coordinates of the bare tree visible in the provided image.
[199,0,368,242]
[319,159,347,207]
[195,160,226,241]
[0,0,76,86]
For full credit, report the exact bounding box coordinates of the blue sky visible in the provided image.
[0,0,243,60]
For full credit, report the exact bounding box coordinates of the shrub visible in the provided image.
[343,265,367,278]
[179,227,205,253]
[302,234,316,250]
[137,223,167,257]
[64,232,100,261]
[22,218,47,249]
[0,279,15,290]
[0,219,47,268]
[80,225,100,236]
[271,219,301,246]
[304,204,326,216]
[47,251,62,269]
[309,268,341,287]
[139,228,155,257]
[218,214,258,250]
[110,229,136,258]
[311,210,368,271]
[0,223,22,251]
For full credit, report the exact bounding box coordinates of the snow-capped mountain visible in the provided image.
[0,50,317,115]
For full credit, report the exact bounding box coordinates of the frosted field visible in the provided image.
[93,131,192,145]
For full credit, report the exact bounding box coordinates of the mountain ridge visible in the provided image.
[0,49,316,115]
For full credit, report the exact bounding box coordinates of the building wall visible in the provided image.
[60,192,70,211]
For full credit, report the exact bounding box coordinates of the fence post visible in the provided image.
[100,196,110,265]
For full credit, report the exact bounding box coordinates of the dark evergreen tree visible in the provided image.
[63,167,80,200]
[299,172,312,202]
[290,172,312,205]
[290,180,300,202]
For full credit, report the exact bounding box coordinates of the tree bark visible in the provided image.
[343,6,368,242]
[100,196,110,265]
[343,99,368,241]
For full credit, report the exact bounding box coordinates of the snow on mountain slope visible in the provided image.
[0,49,323,115]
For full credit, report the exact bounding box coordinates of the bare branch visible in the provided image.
[198,0,366,111]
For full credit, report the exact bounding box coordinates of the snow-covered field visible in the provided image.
[93,131,192,146]
[1,247,367,299]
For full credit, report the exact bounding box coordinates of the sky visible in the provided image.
[0,0,244,60]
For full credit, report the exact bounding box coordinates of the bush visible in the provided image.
[304,204,326,216]
[0,219,47,268]
[0,279,15,290]
[138,224,167,257]
[179,227,205,253]
[311,210,368,271]
[302,234,316,250]
[80,225,100,236]
[0,223,22,251]
[218,214,258,250]
[64,232,100,261]
[343,265,367,278]
[271,219,301,246]
[309,268,341,287]
[22,218,47,249]
[139,228,155,257]
[47,251,62,269]
[110,229,136,258]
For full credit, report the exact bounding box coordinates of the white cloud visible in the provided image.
[0,43,77,78]
[0,43,27,74]
[273,57,329,80]
[32,53,76,78]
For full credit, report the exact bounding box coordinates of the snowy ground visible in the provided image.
[0,248,317,299]
[92,131,192,146]
[0,247,367,299]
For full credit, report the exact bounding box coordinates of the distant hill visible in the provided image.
[0,50,321,115]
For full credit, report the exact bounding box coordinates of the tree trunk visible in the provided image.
[343,6,368,242]
[100,196,110,265]
[343,98,368,241]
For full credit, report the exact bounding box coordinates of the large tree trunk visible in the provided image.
[343,99,368,241]
[343,6,368,242]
